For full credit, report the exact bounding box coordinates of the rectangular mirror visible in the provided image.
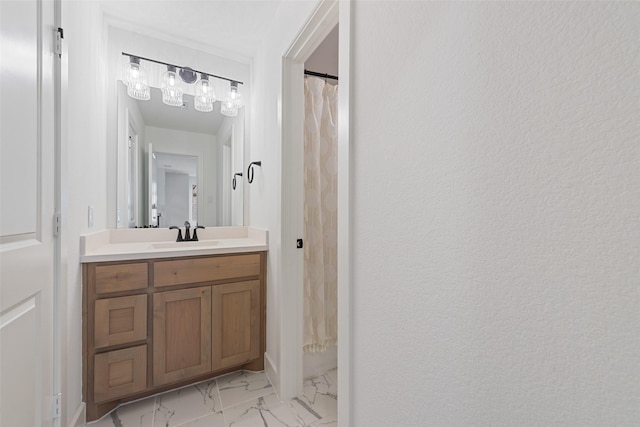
[116,81,244,228]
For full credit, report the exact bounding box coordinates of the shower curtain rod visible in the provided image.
[304,69,339,81]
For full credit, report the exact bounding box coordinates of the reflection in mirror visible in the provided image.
[117,82,244,228]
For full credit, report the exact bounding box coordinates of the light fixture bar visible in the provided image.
[121,52,243,86]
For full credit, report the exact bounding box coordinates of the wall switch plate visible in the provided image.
[88,205,94,228]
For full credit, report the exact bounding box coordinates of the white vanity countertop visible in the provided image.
[80,226,268,263]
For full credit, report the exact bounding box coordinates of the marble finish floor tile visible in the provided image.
[217,370,273,409]
[293,373,337,423]
[310,418,337,427]
[153,379,221,427]
[88,397,156,427]
[324,369,337,387]
[88,369,337,427]
[223,393,308,427]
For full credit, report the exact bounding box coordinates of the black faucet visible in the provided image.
[192,226,205,241]
[169,226,184,242]
[184,221,192,241]
[170,222,205,242]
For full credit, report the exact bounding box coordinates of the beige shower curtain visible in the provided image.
[303,77,338,353]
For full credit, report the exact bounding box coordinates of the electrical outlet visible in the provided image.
[88,205,94,228]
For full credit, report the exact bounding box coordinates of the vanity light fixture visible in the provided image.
[121,52,243,113]
[124,56,150,101]
[194,73,216,113]
[161,65,184,107]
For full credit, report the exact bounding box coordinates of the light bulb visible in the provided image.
[221,81,242,117]
[125,56,150,101]
[161,65,183,107]
[195,74,216,112]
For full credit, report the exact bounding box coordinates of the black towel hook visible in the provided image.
[232,172,243,190]
[247,161,262,184]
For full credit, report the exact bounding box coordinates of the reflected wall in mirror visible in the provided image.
[117,82,244,228]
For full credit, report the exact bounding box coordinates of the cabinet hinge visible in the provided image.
[52,392,61,419]
[53,212,61,236]
[55,27,64,57]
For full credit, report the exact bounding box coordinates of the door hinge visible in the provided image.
[52,392,61,419]
[55,27,64,57]
[53,212,61,236]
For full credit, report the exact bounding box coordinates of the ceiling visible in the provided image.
[100,0,286,59]
[136,87,224,135]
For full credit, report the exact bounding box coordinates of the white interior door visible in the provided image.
[0,0,56,426]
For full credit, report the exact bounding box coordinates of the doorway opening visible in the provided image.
[280,0,351,425]
[301,23,339,380]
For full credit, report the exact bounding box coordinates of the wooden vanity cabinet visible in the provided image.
[82,251,266,422]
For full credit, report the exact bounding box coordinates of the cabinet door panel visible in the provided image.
[212,280,260,369]
[94,345,147,403]
[94,294,147,348]
[153,287,211,386]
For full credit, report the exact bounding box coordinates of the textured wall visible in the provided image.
[351,2,640,425]
[249,0,318,373]
[61,2,108,424]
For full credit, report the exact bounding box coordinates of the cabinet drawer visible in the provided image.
[94,345,147,403]
[95,263,148,294]
[94,295,147,349]
[154,254,261,288]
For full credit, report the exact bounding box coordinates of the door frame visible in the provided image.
[280,0,351,424]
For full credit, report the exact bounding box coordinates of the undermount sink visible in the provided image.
[151,240,219,249]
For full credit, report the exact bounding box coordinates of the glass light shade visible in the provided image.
[161,66,183,107]
[194,74,215,112]
[194,97,213,112]
[227,82,243,107]
[220,99,238,117]
[125,57,150,101]
[220,82,242,117]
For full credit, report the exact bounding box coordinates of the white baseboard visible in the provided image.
[303,346,337,379]
[264,352,280,400]
[69,402,85,427]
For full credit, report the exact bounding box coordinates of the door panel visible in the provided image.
[153,287,211,386]
[212,280,260,369]
[0,0,56,425]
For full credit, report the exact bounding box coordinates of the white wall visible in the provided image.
[351,2,640,425]
[60,1,108,424]
[217,112,245,226]
[249,0,319,384]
